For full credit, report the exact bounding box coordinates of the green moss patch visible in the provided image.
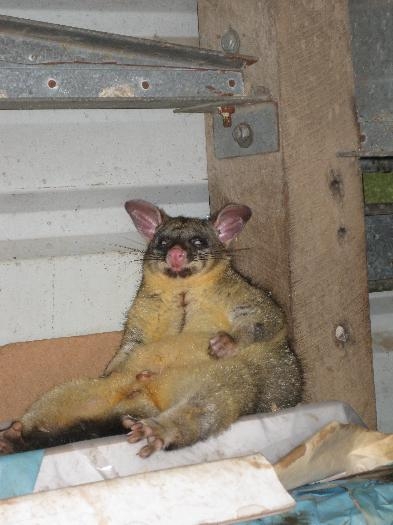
[363,172,393,203]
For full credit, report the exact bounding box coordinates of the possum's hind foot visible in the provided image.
[122,415,165,458]
[0,421,25,454]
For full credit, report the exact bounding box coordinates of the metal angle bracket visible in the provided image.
[212,102,279,159]
[0,14,255,110]
[176,99,279,159]
[0,14,279,159]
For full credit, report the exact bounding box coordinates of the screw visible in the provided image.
[221,27,240,54]
[218,105,235,128]
[232,122,253,148]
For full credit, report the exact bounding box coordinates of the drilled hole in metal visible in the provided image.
[47,79,57,89]
[141,81,150,90]
[228,79,236,87]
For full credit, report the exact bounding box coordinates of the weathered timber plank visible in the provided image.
[198,0,376,427]
[198,0,291,309]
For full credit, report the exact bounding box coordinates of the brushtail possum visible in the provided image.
[0,200,302,457]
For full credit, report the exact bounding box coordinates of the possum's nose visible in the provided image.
[166,245,187,271]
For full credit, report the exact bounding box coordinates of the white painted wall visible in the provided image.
[0,1,209,345]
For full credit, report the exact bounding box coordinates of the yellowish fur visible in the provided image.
[1,201,302,455]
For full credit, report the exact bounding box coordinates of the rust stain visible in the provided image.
[218,105,236,127]
[246,456,269,469]
[205,85,234,97]
[275,444,306,469]
[220,54,258,67]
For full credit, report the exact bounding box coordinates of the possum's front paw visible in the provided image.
[208,331,238,358]
[0,421,25,454]
[122,416,166,458]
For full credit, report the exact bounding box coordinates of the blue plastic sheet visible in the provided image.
[0,449,44,500]
[243,476,393,525]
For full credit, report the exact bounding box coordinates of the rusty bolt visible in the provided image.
[218,105,235,128]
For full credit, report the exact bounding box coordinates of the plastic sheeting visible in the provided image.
[247,469,393,525]
[0,449,43,500]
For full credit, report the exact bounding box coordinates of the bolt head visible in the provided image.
[221,27,240,54]
[232,122,253,148]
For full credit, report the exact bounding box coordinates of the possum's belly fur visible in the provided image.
[21,331,300,433]
[122,332,213,375]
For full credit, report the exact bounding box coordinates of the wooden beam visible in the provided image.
[198,0,376,427]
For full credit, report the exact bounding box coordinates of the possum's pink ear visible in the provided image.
[125,200,165,240]
[212,204,252,245]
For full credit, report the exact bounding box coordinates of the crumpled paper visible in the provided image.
[275,421,393,490]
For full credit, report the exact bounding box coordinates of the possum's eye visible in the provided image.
[156,238,168,248]
[190,237,207,248]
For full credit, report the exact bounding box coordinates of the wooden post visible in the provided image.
[198,0,376,427]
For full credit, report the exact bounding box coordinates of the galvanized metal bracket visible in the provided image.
[0,14,278,159]
[176,99,279,159]
[212,102,278,159]
[0,14,258,111]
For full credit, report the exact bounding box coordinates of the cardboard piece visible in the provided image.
[0,455,294,525]
[275,421,393,490]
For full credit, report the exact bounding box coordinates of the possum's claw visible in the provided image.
[123,418,165,457]
[138,436,164,458]
[126,421,147,442]
[209,331,238,358]
[121,414,138,430]
[0,421,25,454]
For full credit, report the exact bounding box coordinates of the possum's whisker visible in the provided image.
[113,244,146,253]
[117,235,147,248]
[227,247,251,253]
[123,258,145,263]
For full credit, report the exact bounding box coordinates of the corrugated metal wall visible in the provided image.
[0,1,209,345]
